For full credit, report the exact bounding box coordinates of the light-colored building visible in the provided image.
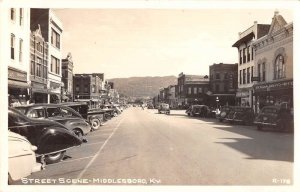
[232,21,270,108]
[62,53,74,101]
[8,8,31,106]
[30,9,63,103]
[252,11,293,113]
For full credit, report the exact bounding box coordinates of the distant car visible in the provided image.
[158,103,170,114]
[225,106,255,125]
[186,105,209,117]
[15,104,91,141]
[8,131,43,184]
[8,107,82,164]
[216,106,232,122]
[254,105,294,132]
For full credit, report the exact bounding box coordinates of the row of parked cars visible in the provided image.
[8,102,126,184]
[185,104,294,132]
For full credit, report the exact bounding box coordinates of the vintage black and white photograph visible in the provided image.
[0,0,299,191]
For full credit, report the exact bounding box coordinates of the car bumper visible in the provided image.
[253,121,277,126]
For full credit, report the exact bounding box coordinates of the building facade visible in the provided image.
[209,63,238,107]
[62,53,74,102]
[30,8,63,103]
[176,73,210,107]
[8,8,31,106]
[29,25,49,103]
[232,21,270,108]
[252,12,293,113]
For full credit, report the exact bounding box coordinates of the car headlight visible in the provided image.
[31,145,38,151]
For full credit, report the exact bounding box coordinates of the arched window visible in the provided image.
[274,55,285,79]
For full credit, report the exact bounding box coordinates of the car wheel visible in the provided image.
[45,151,66,164]
[74,129,83,140]
[90,118,101,130]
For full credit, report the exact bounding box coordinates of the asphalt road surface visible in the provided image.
[14,107,294,185]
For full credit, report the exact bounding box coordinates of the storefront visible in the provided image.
[49,81,61,103]
[236,88,251,107]
[253,79,293,113]
[30,81,49,104]
[8,67,29,106]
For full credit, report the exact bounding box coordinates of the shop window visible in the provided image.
[274,55,285,79]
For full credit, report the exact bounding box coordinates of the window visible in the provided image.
[243,48,246,63]
[239,70,242,85]
[51,29,60,49]
[193,87,197,94]
[84,86,88,93]
[199,87,202,93]
[247,67,250,84]
[262,63,266,81]
[47,108,62,117]
[215,84,220,92]
[239,50,242,65]
[11,34,15,59]
[31,55,35,75]
[92,85,96,93]
[75,85,79,92]
[216,73,220,79]
[258,64,261,82]
[19,8,23,26]
[243,69,246,84]
[36,57,42,77]
[19,39,23,62]
[29,109,46,118]
[10,8,15,21]
[251,47,254,60]
[224,73,228,79]
[247,46,250,62]
[188,87,191,95]
[274,55,285,79]
[51,56,60,75]
[251,66,254,82]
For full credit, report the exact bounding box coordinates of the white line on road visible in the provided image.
[74,118,124,182]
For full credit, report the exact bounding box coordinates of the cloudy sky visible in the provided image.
[54,8,293,79]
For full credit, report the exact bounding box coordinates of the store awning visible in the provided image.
[8,80,30,89]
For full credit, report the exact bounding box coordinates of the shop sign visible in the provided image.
[254,80,293,92]
[50,81,61,92]
[8,68,27,82]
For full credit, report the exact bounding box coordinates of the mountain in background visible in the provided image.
[108,76,177,98]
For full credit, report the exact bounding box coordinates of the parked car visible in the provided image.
[254,105,294,132]
[158,103,170,114]
[216,106,232,122]
[8,131,43,184]
[15,104,91,141]
[60,102,106,130]
[225,106,255,125]
[186,105,209,117]
[8,107,82,164]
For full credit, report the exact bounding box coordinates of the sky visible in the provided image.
[53,8,293,79]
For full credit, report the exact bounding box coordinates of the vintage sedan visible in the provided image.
[216,106,232,122]
[158,103,170,114]
[15,104,91,140]
[225,106,255,125]
[8,107,82,164]
[254,106,294,132]
[186,105,209,117]
[8,131,43,184]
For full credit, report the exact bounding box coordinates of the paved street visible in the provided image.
[15,107,293,185]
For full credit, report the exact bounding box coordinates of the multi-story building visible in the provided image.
[8,8,31,106]
[209,63,238,107]
[62,53,74,102]
[232,21,270,108]
[29,25,49,103]
[166,85,176,108]
[30,8,63,103]
[252,11,293,113]
[176,72,210,107]
[73,73,104,108]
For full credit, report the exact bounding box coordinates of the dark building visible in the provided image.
[209,63,238,107]
[176,72,210,107]
[73,73,104,108]
[29,25,49,104]
[62,53,74,101]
